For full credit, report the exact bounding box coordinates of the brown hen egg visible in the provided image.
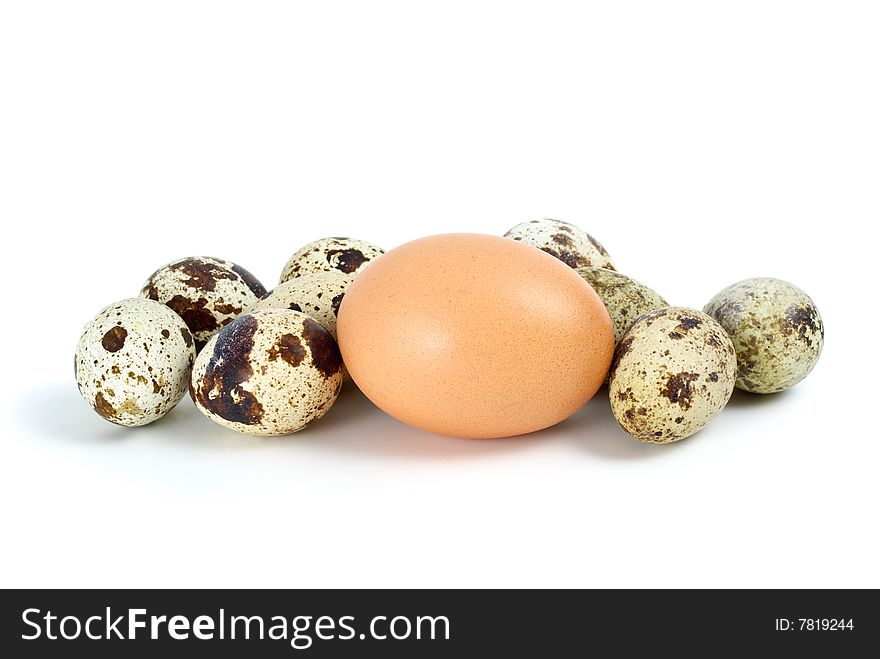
[337,233,613,438]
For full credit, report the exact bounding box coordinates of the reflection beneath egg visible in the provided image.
[303,384,561,458]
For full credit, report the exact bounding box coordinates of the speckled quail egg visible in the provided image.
[249,271,349,339]
[576,266,668,345]
[609,307,737,444]
[703,277,823,394]
[190,308,344,436]
[504,219,615,270]
[279,237,385,283]
[75,297,196,426]
[141,256,267,353]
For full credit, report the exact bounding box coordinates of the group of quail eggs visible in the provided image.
[75,239,383,436]
[75,221,823,444]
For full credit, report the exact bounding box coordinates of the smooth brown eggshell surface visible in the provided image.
[337,233,614,439]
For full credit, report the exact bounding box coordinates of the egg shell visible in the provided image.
[703,277,824,393]
[141,256,267,353]
[250,272,353,380]
[189,308,343,436]
[249,272,349,339]
[337,233,614,439]
[609,307,737,444]
[279,237,385,283]
[504,219,615,270]
[576,266,668,345]
[75,297,196,426]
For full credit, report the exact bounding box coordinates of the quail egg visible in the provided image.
[504,219,615,270]
[703,277,823,393]
[190,308,344,436]
[609,307,736,444]
[141,256,267,352]
[279,237,385,283]
[249,271,348,339]
[576,266,668,345]
[75,297,196,426]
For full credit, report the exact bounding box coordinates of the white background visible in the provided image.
[1,1,878,588]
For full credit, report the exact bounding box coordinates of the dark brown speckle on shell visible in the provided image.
[326,248,368,274]
[168,257,236,292]
[659,372,701,410]
[101,326,128,352]
[231,262,268,298]
[190,314,264,426]
[93,390,117,421]
[267,333,307,367]
[302,317,343,378]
